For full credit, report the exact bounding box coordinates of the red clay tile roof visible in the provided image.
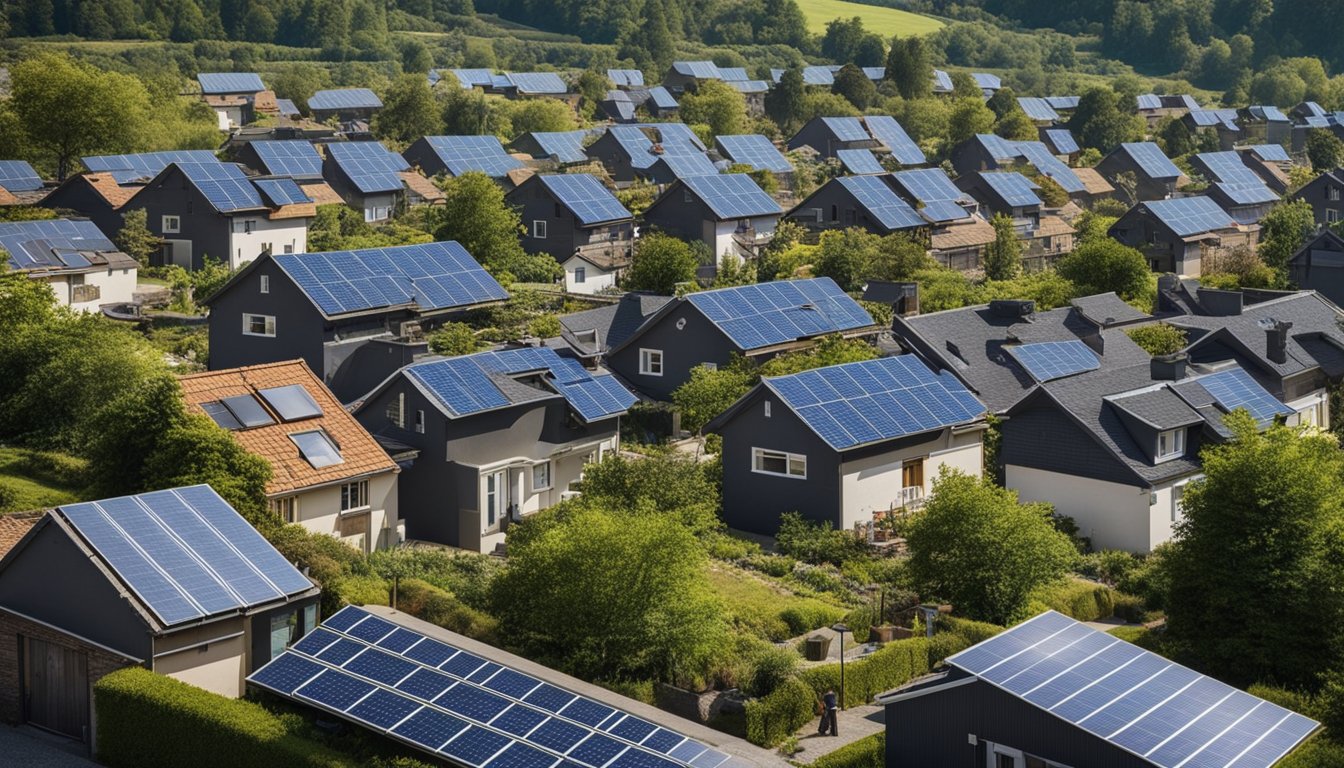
[84,173,139,208]
[299,180,345,206]
[0,513,40,558]
[178,361,397,496]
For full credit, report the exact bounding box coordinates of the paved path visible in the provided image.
[0,725,99,767]
[789,704,885,763]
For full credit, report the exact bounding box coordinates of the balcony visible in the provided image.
[894,485,925,510]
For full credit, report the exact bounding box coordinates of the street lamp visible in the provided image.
[831,623,850,711]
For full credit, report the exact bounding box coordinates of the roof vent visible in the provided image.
[989,299,1035,318]
[1151,353,1188,381]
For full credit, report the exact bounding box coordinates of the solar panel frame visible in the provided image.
[714,135,794,173]
[1008,340,1100,382]
[0,160,43,191]
[835,175,925,231]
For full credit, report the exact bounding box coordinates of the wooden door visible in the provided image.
[23,636,89,741]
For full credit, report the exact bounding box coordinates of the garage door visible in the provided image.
[23,636,89,741]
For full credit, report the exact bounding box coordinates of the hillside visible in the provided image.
[796,0,944,36]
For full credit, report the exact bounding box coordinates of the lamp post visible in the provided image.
[831,623,850,711]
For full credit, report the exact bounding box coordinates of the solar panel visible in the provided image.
[1043,129,1079,155]
[507,73,567,95]
[0,218,112,271]
[1144,197,1236,237]
[252,140,323,177]
[714,135,793,173]
[892,168,962,204]
[1045,96,1080,110]
[647,87,678,110]
[980,172,1043,208]
[820,117,869,143]
[275,99,301,117]
[972,73,1001,90]
[716,67,748,82]
[864,116,925,165]
[650,123,706,154]
[835,149,885,175]
[1017,97,1059,122]
[308,88,383,111]
[273,240,507,317]
[862,66,886,81]
[424,136,525,178]
[539,175,631,225]
[605,91,635,122]
[802,66,835,85]
[1196,152,1268,188]
[654,151,719,179]
[200,401,243,430]
[673,61,720,79]
[1199,368,1294,424]
[327,141,410,193]
[607,69,644,87]
[946,611,1319,768]
[679,174,780,220]
[255,178,312,207]
[1136,93,1162,110]
[724,80,768,94]
[1122,142,1182,179]
[1015,142,1084,194]
[685,278,874,351]
[197,72,265,94]
[976,133,1019,162]
[83,150,220,183]
[931,69,953,93]
[257,384,322,421]
[0,160,43,191]
[176,162,265,212]
[290,430,344,468]
[528,131,591,164]
[1216,181,1280,206]
[836,175,926,231]
[451,69,495,89]
[1248,143,1290,162]
[1008,340,1099,382]
[221,393,274,427]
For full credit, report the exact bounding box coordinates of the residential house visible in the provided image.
[948,135,1096,208]
[724,77,768,116]
[787,116,925,167]
[583,123,708,184]
[202,241,508,401]
[786,174,928,237]
[1136,93,1200,129]
[632,86,679,118]
[955,171,1075,269]
[706,356,987,537]
[179,360,402,553]
[1236,143,1293,194]
[595,277,876,400]
[1190,150,1281,225]
[557,292,674,366]
[639,151,722,185]
[403,135,525,182]
[714,134,795,178]
[1182,108,1242,150]
[197,72,266,130]
[1039,127,1079,161]
[879,611,1319,767]
[1095,142,1185,203]
[353,347,636,551]
[1017,97,1060,125]
[607,68,644,88]
[508,130,599,168]
[42,150,220,235]
[231,139,323,180]
[600,89,636,123]
[972,72,1001,98]
[504,173,634,272]
[0,485,320,746]
[0,160,47,207]
[641,173,781,268]
[124,161,312,270]
[0,218,138,312]
[662,60,723,94]
[483,72,571,101]
[1238,105,1292,146]
[887,168,995,270]
[323,141,413,223]
[1290,168,1344,227]
[1107,196,1250,275]
[1288,229,1344,307]
[306,88,382,123]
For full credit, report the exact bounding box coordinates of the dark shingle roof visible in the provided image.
[559,294,674,355]
[1069,293,1150,327]
[1107,387,1204,430]
[1169,292,1344,380]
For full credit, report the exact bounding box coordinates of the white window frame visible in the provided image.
[1171,474,1202,522]
[1156,428,1186,461]
[1331,187,1341,201]
[162,215,180,234]
[752,448,807,479]
[268,495,299,523]
[340,480,370,513]
[533,220,548,239]
[242,313,276,337]
[260,274,270,294]
[283,243,295,254]
[1329,209,1340,223]
[764,400,772,417]
[414,409,425,434]
[532,461,552,491]
[639,348,663,376]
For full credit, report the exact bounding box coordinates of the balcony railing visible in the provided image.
[895,485,925,509]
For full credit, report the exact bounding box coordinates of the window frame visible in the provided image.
[639,348,664,377]
[574,266,586,284]
[752,448,807,479]
[242,313,276,337]
[533,220,548,239]
[260,274,270,294]
[162,215,180,234]
[532,461,552,491]
[340,480,370,513]
[414,409,425,434]
[1156,428,1186,462]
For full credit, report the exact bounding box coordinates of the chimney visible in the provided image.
[1151,352,1188,381]
[1265,320,1292,364]
[1080,327,1105,356]
[1196,288,1243,316]
[989,299,1035,318]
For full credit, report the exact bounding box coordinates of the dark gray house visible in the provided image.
[1189,151,1281,225]
[706,356,986,537]
[1291,169,1344,227]
[1236,144,1292,195]
[880,611,1318,768]
[583,123,706,184]
[0,485,319,745]
[323,141,412,223]
[1096,142,1185,203]
[1289,229,1344,306]
[307,88,382,122]
[786,116,878,159]
[202,241,508,402]
[596,277,876,400]
[402,135,524,181]
[353,347,636,552]
[641,173,782,267]
[1107,197,1248,275]
[504,172,634,268]
[785,174,927,236]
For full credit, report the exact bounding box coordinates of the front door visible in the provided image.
[485,470,506,531]
[23,636,89,741]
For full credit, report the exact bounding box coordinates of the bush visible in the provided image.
[1126,324,1188,357]
[800,636,934,709]
[335,573,391,607]
[780,601,848,637]
[744,676,815,747]
[746,645,799,698]
[17,448,88,487]
[1031,579,1115,622]
[1112,592,1149,624]
[599,678,655,704]
[395,578,499,642]
[937,616,1004,645]
[94,667,354,768]
[811,733,884,768]
[775,512,868,566]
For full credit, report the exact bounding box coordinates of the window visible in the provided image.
[639,348,663,376]
[340,480,369,512]
[283,244,295,254]
[387,392,405,428]
[1172,483,1186,522]
[752,448,806,478]
[574,266,586,284]
[268,496,298,523]
[162,215,180,233]
[260,274,270,294]
[1329,209,1340,223]
[484,470,504,528]
[533,220,548,238]
[414,409,425,434]
[233,219,256,234]
[1331,186,1341,201]
[764,401,772,418]
[242,313,275,337]
[302,604,317,635]
[269,612,298,661]
[1157,428,1186,461]
[902,458,925,489]
[532,461,552,491]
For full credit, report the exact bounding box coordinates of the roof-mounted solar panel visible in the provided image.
[1008,340,1099,382]
[258,384,323,422]
[221,393,275,427]
[290,430,344,468]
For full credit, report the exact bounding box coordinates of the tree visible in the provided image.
[140,413,274,527]
[766,66,805,130]
[672,359,757,434]
[995,110,1038,142]
[625,233,697,294]
[427,322,486,356]
[820,17,866,64]
[1166,414,1344,689]
[906,469,1078,625]
[812,228,881,292]
[757,334,878,377]
[501,98,578,135]
[616,0,674,72]
[373,74,442,143]
[1055,238,1151,300]
[431,172,558,283]
[677,79,747,139]
[885,36,930,100]
[831,64,877,111]
[115,208,160,267]
[1307,129,1344,172]
[1257,200,1317,270]
[947,98,996,146]
[982,214,1023,281]
[1068,87,1142,154]
[1125,324,1188,356]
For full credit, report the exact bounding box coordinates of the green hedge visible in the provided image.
[1031,579,1116,622]
[744,677,815,748]
[799,637,934,709]
[94,667,355,768]
[810,733,884,768]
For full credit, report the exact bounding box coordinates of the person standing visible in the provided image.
[817,688,838,736]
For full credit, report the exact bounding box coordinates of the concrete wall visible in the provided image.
[285,471,400,552]
[837,430,983,531]
[41,265,138,312]
[152,617,247,699]
[224,216,308,270]
[1006,465,1184,553]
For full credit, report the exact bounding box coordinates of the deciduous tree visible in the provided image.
[1055,238,1151,300]
[982,213,1022,281]
[625,232,697,294]
[373,74,442,143]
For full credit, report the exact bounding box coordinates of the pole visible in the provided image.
[838,631,846,711]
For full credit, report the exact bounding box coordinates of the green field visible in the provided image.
[0,447,86,514]
[796,0,945,36]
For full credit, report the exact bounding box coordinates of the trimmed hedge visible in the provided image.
[744,677,815,748]
[94,667,354,768]
[810,733,884,768]
[800,637,934,709]
[1031,579,1115,622]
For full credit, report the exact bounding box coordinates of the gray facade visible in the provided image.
[785,118,878,159]
[40,176,127,237]
[121,165,234,269]
[605,301,740,400]
[1107,205,1205,274]
[785,178,915,236]
[947,138,1001,178]
[1095,152,1180,204]
[1289,230,1344,306]
[505,175,634,262]
[583,131,643,183]
[1291,171,1344,227]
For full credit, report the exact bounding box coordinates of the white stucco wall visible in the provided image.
[225,217,308,270]
[1007,465,1188,553]
[287,471,400,553]
[1287,388,1329,428]
[838,429,984,531]
[562,256,617,294]
[158,634,247,698]
[709,216,778,260]
[43,266,138,312]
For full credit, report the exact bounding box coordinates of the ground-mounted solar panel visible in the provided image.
[1122,142,1182,179]
[308,88,383,112]
[836,175,925,231]
[1199,367,1294,424]
[835,149,885,175]
[820,116,869,143]
[198,72,265,94]
[1007,340,1100,382]
[980,172,1043,208]
[539,175,631,225]
[252,140,323,177]
[1017,97,1059,122]
[1144,197,1236,237]
[0,160,43,192]
[864,116,925,166]
[686,278,873,351]
[714,135,793,173]
[679,174,780,220]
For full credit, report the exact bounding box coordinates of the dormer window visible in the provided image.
[1157,428,1186,461]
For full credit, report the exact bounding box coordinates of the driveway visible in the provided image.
[0,725,99,767]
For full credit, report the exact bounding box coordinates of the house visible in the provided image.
[641,173,781,266]
[931,68,953,94]
[583,123,707,184]
[955,171,1076,268]
[948,135,1091,206]
[1108,196,1250,275]
[1182,108,1241,150]
[786,174,927,237]
[1236,143,1292,194]
[608,68,644,88]
[0,218,138,312]
[1190,151,1281,225]
[123,161,312,270]
[706,356,986,537]
[640,151,722,184]
[725,77,769,116]
[179,360,402,553]
[557,292,674,364]
[43,150,220,235]
[596,277,876,400]
[0,485,320,745]
[971,72,1001,98]
[1288,229,1344,307]
[1039,127,1079,160]
[880,611,1318,767]
[1136,93,1200,129]
[323,141,412,222]
[787,116,879,159]
[403,135,525,183]
[353,347,636,551]
[714,134,794,176]
[485,72,570,100]
[1096,142,1185,203]
[231,139,323,179]
[662,60,723,94]
[197,72,266,129]
[202,241,508,401]
[1017,97,1060,124]
[887,168,994,270]
[508,130,598,167]
[0,160,46,207]
[1290,168,1344,227]
[1239,105,1292,145]
[600,89,636,122]
[504,173,634,278]
[306,88,382,122]
[638,85,680,118]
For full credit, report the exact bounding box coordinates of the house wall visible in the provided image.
[948,142,995,177]
[562,256,618,295]
[710,216,778,260]
[40,181,125,237]
[40,264,138,312]
[1096,155,1177,203]
[1289,236,1344,307]
[1292,174,1344,227]
[584,133,640,183]
[284,471,400,553]
[1008,465,1176,553]
[125,166,233,270]
[838,430,983,531]
[151,616,247,699]
[606,302,739,400]
[224,216,308,269]
[785,120,873,158]
[787,184,897,237]
[322,157,400,221]
[207,259,326,374]
[507,180,634,262]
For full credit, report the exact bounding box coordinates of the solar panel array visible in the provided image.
[1215,181,1279,206]
[1303,115,1332,128]
[717,67,749,82]
[198,72,265,94]
[674,61,721,79]
[835,149,885,175]
[1299,101,1327,118]
[656,152,719,179]
[251,606,732,768]
[976,133,1018,162]
[1013,142,1084,194]
[714,135,793,173]
[1045,96,1080,110]
[1009,340,1100,382]
[255,178,313,207]
[1017,97,1060,122]
[1249,105,1289,122]
[178,162,266,212]
[84,150,220,184]
[1199,368,1295,424]
[0,160,43,191]
[890,169,971,222]
[252,140,324,177]
[651,123,706,153]
[529,131,591,164]
[328,141,410,194]
[980,172,1043,208]
[802,66,836,85]
[1247,143,1290,162]
[864,116,925,166]
[424,136,524,178]
[308,88,383,112]
[1195,152,1279,205]
[932,69,954,92]
[766,356,985,450]
[947,611,1318,768]
[684,278,874,351]
[273,241,507,317]
[607,69,644,87]
[1136,93,1163,110]
[451,69,495,89]
[538,175,631,225]
[680,174,780,220]
[835,175,924,231]
[1043,129,1080,155]
[647,87,678,110]
[609,126,660,170]
[291,430,344,468]
[1122,142,1182,179]
[725,80,768,94]
[0,218,111,271]
[276,99,301,117]
[1145,197,1236,237]
[508,73,567,95]
[820,117,870,143]
[972,73,1001,90]
[59,485,313,627]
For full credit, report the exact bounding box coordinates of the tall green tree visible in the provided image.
[1257,200,1317,271]
[678,79,748,139]
[884,36,930,100]
[947,97,996,146]
[1068,87,1142,154]
[373,74,442,144]
[766,67,806,131]
[431,172,557,283]
[1307,129,1344,172]
[1055,238,1152,300]
[982,213,1023,281]
[616,0,675,72]
[115,209,160,267]
[831,64,877,111]
[624,232,697,294]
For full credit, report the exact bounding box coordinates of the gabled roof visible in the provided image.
[602,124,705,170]
[505,72,567,94]
[1114,142,1182,180]
[559,293,673,356]
[971,73,1001,90]
[607,69,644,87]
[83,149,220,184]
[1137,197,1239,238]
[671,61,721,79]
[827,174,924,230]
[533,174,632,226]
[415,136,523,179]
[1169,290,1344,381]
[0,218,137,273]
[682,278,873,351]
[197,72,265,94]
[668,173,781,220]
[327,141,411,193]
[180,361,398,495]
[307,88,382,112]
[511,130,594,165]
[714,135,794,173]
[164,161,269,213]
[1017,97,1059,122]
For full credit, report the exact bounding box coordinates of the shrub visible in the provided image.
[94,667,354,768]
[812,733,884,768]
[741,552,794,578]
[1126,324,1188,357]
[800,637,933,709]
[938,616,1004,645]
[335,573,391,607]
[599,679,655,704]
[395,578,499,642]
[1032,579,1115,622]
[744,676,815,747]
[746,645,799,698]
[775,511,868,565]
[1112,592,1149,624]
[779,601,848,636]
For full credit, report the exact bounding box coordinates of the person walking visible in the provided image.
[817,688,838,736]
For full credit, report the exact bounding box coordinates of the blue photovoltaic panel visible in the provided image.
[525,684,577,713]
[655,151,719,179]
[326,141,409,194]
[1144,197,1236,237]
[980,172,1043,207]
[540,174,631,225]
[820,116,869,143]
[83,150,220,183]
[802,66,835,85]
[766,356,985,450]
[673,61,720,79]
[452,69,495,89]
[255,178,312,207]
[1197,151,1267,187]
[685,277,874,351]
[835,175,925,231]
[1199,368,1294,424]
[717,67,749,82]
[177,162,265,212]
[1007,340,1099,382]
[487,742,559,768]
[485,669,543,699]
[835,149,885,175]
[1136,93,1162,110]
[252,140,323,177]
[972,72,1000,89]
[863,66,886,81]
[725,80,768,94]
[1250,105,1289,122]
[607,69,644,87]
[425,136,525,178]
[647,87,678,110]
[919,200,971,223]
[976,133,1018,162]
[508,72,567,95]
[714,135,793,173]
[395,708,471,750]
[1015,142,1084,194]
[650,122,706,153]
[493,704,549,736]
[273,240,506,317]
[0,218,112,271]
[529,131,591,164]
[0,160,43,191]
[1045,96,1080,110]
[679,174,780,220]
[1249,143,1290,162]
[275,98,301,117]
[1300,101,1328,118]
[197,72,265,94]
[931,69,953,92]
[946,611,1319,768]
[892,168,963,204]
[1017,97,1059,122]
[308,88,383,111]
[864,116,925,165]
[250,652,324,693]
[608,126,659,169]
[1043,129,1079,155]
[1122,142,1182,179]
[1216,181,1280,205]
[57,485,311,627]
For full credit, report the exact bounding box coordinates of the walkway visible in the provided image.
[789,704,885,763]
[0,725,100,767]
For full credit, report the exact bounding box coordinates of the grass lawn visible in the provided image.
[708,564,848,642]
[0,447,87,514]
[795,0,945,36]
